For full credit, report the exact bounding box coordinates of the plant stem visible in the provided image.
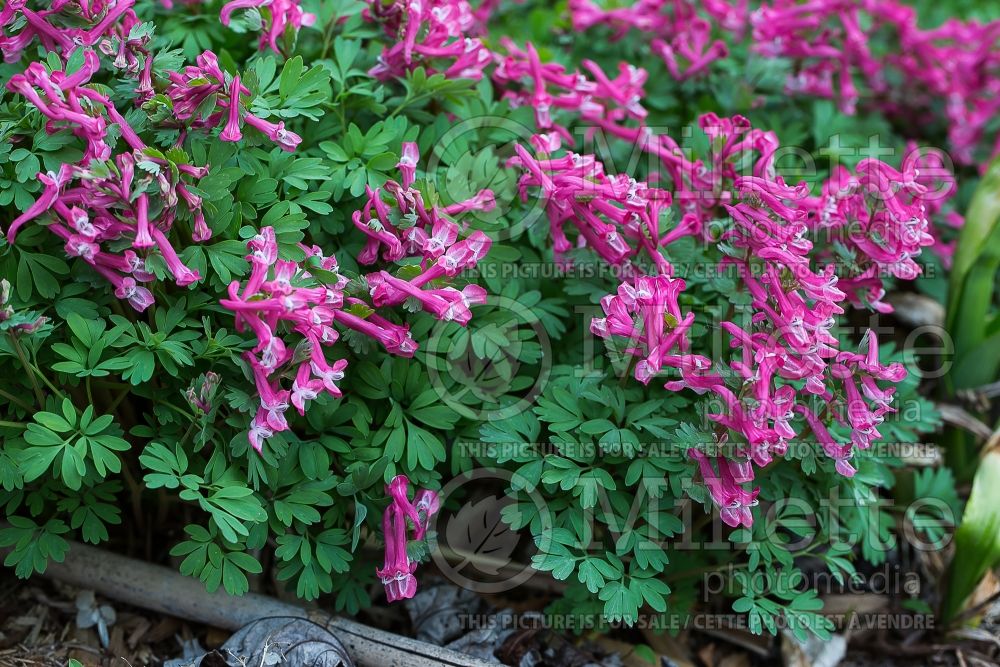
[9,334,45,406]
[107,388,131,415]
[0,420,26,429]
[27,358,67,400]
[319,11,339,60]
[0,388,32,412]
[158,399,196,421]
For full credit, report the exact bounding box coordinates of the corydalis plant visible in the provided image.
[748,0,1000,165]
[512,115,928,528]
[5,52,206,311]
[162,50,302,151]
[569,0,743,79]
[0,0,958,632]
[222,143,494,452]
[562,0,1000,165]
[0,0,145,65]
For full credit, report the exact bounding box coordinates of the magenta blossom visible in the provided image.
[377,475,439,602]
[163,50,303,151]
[4,55,209,312]
[590,276,695,384]
[220,0,316,54]
[689,449,759,528]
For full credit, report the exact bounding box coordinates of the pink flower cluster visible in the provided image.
[688,448,758,529]
[513,113,933,528]
[903,145,964,265]
[800,158,937,311]
[569,0,745,80]
[377,475,439,602]
[5,52,206,312]
[9,51,121,162]
[164,51,302,151]
[599,113,785,228]
[493,40,648,142]
[1,0,141,64]
[361,3,649,139]
[678,161,913,519]
[355,144,495,328]
[509,134,671,274]
[365,0,491,81]
[558,0,1000,164]
[220,228,353,451]
[750,0,1000,165]
[220,0,315,54]
[590,275,694,385]
[221,144,494,452]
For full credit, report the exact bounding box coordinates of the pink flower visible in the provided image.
[377,475,439,602]
[377,501,418,603]
[113,276,154,312]
[243,114,302,151]
[310,355,348,397]
[689,449,759,528]
[220,0,315,54]
[220,75,244,142]
[6,165,71,243]
[248,416,274,453]
[290,371,323,416]
[591,276,694,385]
[398,142,419,189]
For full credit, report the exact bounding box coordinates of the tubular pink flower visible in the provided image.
[150,228,201,287]
[689,449,758,528]
[6,165,71,242]
[797,406,856,477]
[132,194,155,249]
[220,75,244,142]
[309,355,348,398]
[333,309,418,357]
[248,415,273,453]
[249,356,291,431]
[377,475,439,602]
[413,490,440,540]
[243,113,302,151]
[353,211,405,264]
[220,0,262,25]
[377,500,418,603]
[398,142,419,188]
[443,189,496,216]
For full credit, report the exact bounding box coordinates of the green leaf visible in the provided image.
[947,156,1000,389]
[279,56,304,98]
[0,517,69,578]
[943,451,1000,623]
